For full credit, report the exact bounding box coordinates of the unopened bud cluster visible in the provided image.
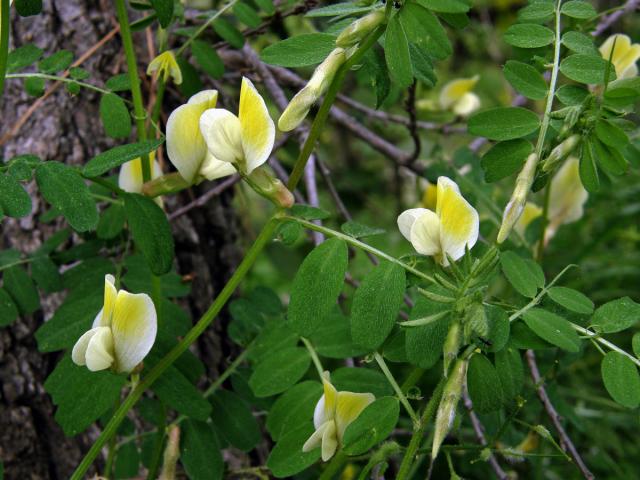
[278,8,386,132]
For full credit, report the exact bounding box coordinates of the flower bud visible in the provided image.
[243,165,295,208]
[443,320,461,377]
[278,48,347,132]
[336,9,385,48]
[541,134,580,172]
[497,153,538,243]
[147,51,182,85]
[432,358,468,460]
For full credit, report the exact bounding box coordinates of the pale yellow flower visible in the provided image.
[72,275,156,373]
[302,372,374,462]
[439,76,481,116]
[398,177,479,266]
[118,151,163,194]
[147,51,182,85]
[599,34,640,79]
[514,202,543,238]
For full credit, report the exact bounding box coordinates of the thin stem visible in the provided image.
[286,215,436,285]
[395,377,446,480]
[302,337,324,378]
[175,0,240,56]
[114,0,151,182]
[571,323,640,368]
[70,218,280,480]
[5,73,122,98]
[103,395,122,479]
[374,353,419,426]
[286,22,387,192]
[148,78,166,137]
[318,450,347,480]
[0,0,10,100]
[145,403,167,480]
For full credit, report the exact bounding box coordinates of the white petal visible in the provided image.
[111,290,157,373]
[302,421,328,453]
[72,327,100,366]
[313,394,327,429]
[199,109,243,166]
[321,420,338,461]
[548,157,588,228]
[453,92,480,116]
[397,208,430,242]
[84,326,115,372]
[199,151,237,181]
[410,209,441,256]
[118,157,163,193]
[93,274,117,328]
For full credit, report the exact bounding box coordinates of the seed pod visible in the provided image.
[335,9,385,48]
[497,153,538,243]
[432,358,468,460]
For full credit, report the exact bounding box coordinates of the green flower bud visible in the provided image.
[497,153,538,243]
[443,320,462,376]
[243,165,295,208]
[335,9,385,48]
[432,358,468,460]
[541,134,580,172]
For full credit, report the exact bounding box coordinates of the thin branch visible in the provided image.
[462,390,509,480]
[168,175,240,220]
[591,0,639,37]
[405,81,421,162]
[525,350,595,480]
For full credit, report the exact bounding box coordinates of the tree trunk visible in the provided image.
[0,1,240,478]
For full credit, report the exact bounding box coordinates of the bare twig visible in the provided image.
[405,81,421,162]
[462,390,509,480]
[592,0,640,37]
[168,175,240,220]
[525,350,595,480]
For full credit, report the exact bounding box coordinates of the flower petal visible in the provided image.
[397,208,430,242]
[199,108,243,166]
[111,290,157,373]
[453,92,481,116]
[93,274,118,328]
[321,420,338,461]
[118,154,162,194]
[439,76,479,109]
[319,372,338,424]
[435,176,460,217]
[85,326,115,372]
[618,44,640,79]
[199,151,237,181]
[72,327,100,367]
[334,391,375,441]
[166,90,218,184]
[410,209,441,256]
[548,156,588,229]
[302,421,328,453]
[239,77,275,174]
[421,181,438,210]
[437,179,479,264]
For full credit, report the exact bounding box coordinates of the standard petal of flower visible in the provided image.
[199,152,237,181]
[320,373,338,422]
[410,209,441,256]
[93,274,118,328]
[439,76,479,109]
[334,391,375,441]
[72,327,101,366]
[599,34,631,69]
[438,183,479,264]
[166,90,218,183]
[453,92,481,116]
[84,326,116,371]
[238,77,275,174]
[617,44,640,78]
[321,420,338,461]
[397,208,430,241]
[302,421,328,453]
[111,290,157,373]
[435,176,461,217]
[199,108,243,165]
[548,157,588,228]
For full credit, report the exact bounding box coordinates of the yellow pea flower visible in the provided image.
[199,77,276,176]
[165,89,236,184]
[398,176,479,266]
[147,51,182,85]
[72,274,157,373]
[118,151,163,194]
[302,372,374,462]
[278,48,347,132]
[599,34,640,79]
[420,179,438,211]
[514,157,587,243]
[439,76,481,116]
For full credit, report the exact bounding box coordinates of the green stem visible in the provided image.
[286,215,436,284]
[70,218,280,480]
[571,323,640,368]
[374,352,419,426]
[114,0,151,182]
[286,23,387,192]
[145,403,167,480]
[5,72,123,98]
[302,337,324,378]
[148,78,166,138]
[203,345,252,397]
[0,0,10,100]
[103,396,122,479]
[318,450,347,480]
[175,0,240,56]
[395,377,446,480]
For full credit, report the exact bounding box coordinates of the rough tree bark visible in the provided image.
[0,1,240,478]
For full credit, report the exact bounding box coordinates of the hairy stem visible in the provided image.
[302,337,324,378]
